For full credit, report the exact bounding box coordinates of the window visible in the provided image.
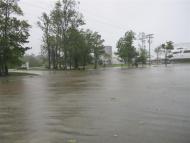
[173,52,180,54]
[184,50,190,53]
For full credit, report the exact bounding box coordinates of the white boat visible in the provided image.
[169,43,190,62]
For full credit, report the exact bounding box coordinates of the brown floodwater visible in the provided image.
[0,65,190,143]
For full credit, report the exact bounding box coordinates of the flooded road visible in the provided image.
[0,65,190,143]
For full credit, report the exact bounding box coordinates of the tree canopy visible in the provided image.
[161,41,174,66]
[0,0,30,76]
[38,0,105,70]
[116,30,136,65]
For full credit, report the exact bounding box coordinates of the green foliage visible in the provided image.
[0,0,30,75]
[37,12,51,68]
[161,41,174,66]
[154,46,162,64]
[137,48,148,65]
[162,41,174,51]
[89,31,105,69]
[38,0,105,70]
[116,30,136,65]
[22,54,45,67]
[67,28,85,69]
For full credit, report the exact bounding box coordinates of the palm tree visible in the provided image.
[154,46,162,64]
[161,41,174,67]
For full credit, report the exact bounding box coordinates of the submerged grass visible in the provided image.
[8,72,38,77]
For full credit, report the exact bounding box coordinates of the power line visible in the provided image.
[138,32,146,50]
[20,1,53,12]
[19,1,157,52]
[20,1,128,31]
[80,8,127,30]
[146,34,154,65]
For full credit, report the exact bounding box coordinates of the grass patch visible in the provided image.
[109,64,128,68]
[8,72,38,77]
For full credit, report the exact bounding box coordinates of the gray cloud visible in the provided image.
[19,0,190,55]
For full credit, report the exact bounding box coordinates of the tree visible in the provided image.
[37,12,51,69]
[138,48,148,67]
[22,54,44,67]
[38,0,106,70]
[80,29,93,70]
[52,0,84,70]
[38,0,84,70]
[154,46,162,64]
[50,1,63,69]
[0,0,30,76]
[91,32,105,69]
[161,41,174,67]
[103,53,112,67]
[67,27,86,69]
[116,30,136,66]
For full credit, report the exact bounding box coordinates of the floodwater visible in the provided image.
[0,65,190,143]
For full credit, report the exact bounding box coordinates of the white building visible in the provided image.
[152,42,190,63]
[112,55,122,64]
[104,46,112,56]
[21,62,30,70]
[169,43,190,61]
[102,46,113,64]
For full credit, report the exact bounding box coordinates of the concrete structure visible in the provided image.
[152,42,190,64]
[103,46,113,64]
[169,43,190,62]
[21,62,30,70]
[112,55,122,64]
[104,46,112,57]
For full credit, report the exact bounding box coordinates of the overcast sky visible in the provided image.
[19,0,190,55]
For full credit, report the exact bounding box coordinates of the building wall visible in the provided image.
[104,46,112,57]
[102,46,113,64]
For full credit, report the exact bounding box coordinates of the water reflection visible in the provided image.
[0,77,29,143]
[0,65,190,143]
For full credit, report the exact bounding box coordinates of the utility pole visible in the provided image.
[138,33,146,50]
[146,34,154,66]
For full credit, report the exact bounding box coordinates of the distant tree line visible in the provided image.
[0,0,176,76]
[0,0,30,76]
[116,30,148,67]
[154,41,174,66]
[38,0,105,70]
[22,54,46,68]
[116,30,174,67]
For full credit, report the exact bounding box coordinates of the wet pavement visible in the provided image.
[0,65,190,143]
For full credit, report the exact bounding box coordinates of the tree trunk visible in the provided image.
[0,65,2,76]
[94,57,97,69]
[157,53,159,64]
[165,51,167,67]
[5,64,8,75]
[74,57,78,70]
[64,50,67,70]
[55,46,58,70]
[2,1,9,76]
[59,49,61,69]
[124,60,127,65]
[0,61,5,76]
[52,49,56,70]
[83,56,86,70]
[0,57,2,76]
[69,55,72,70]
[48,48,51,69]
